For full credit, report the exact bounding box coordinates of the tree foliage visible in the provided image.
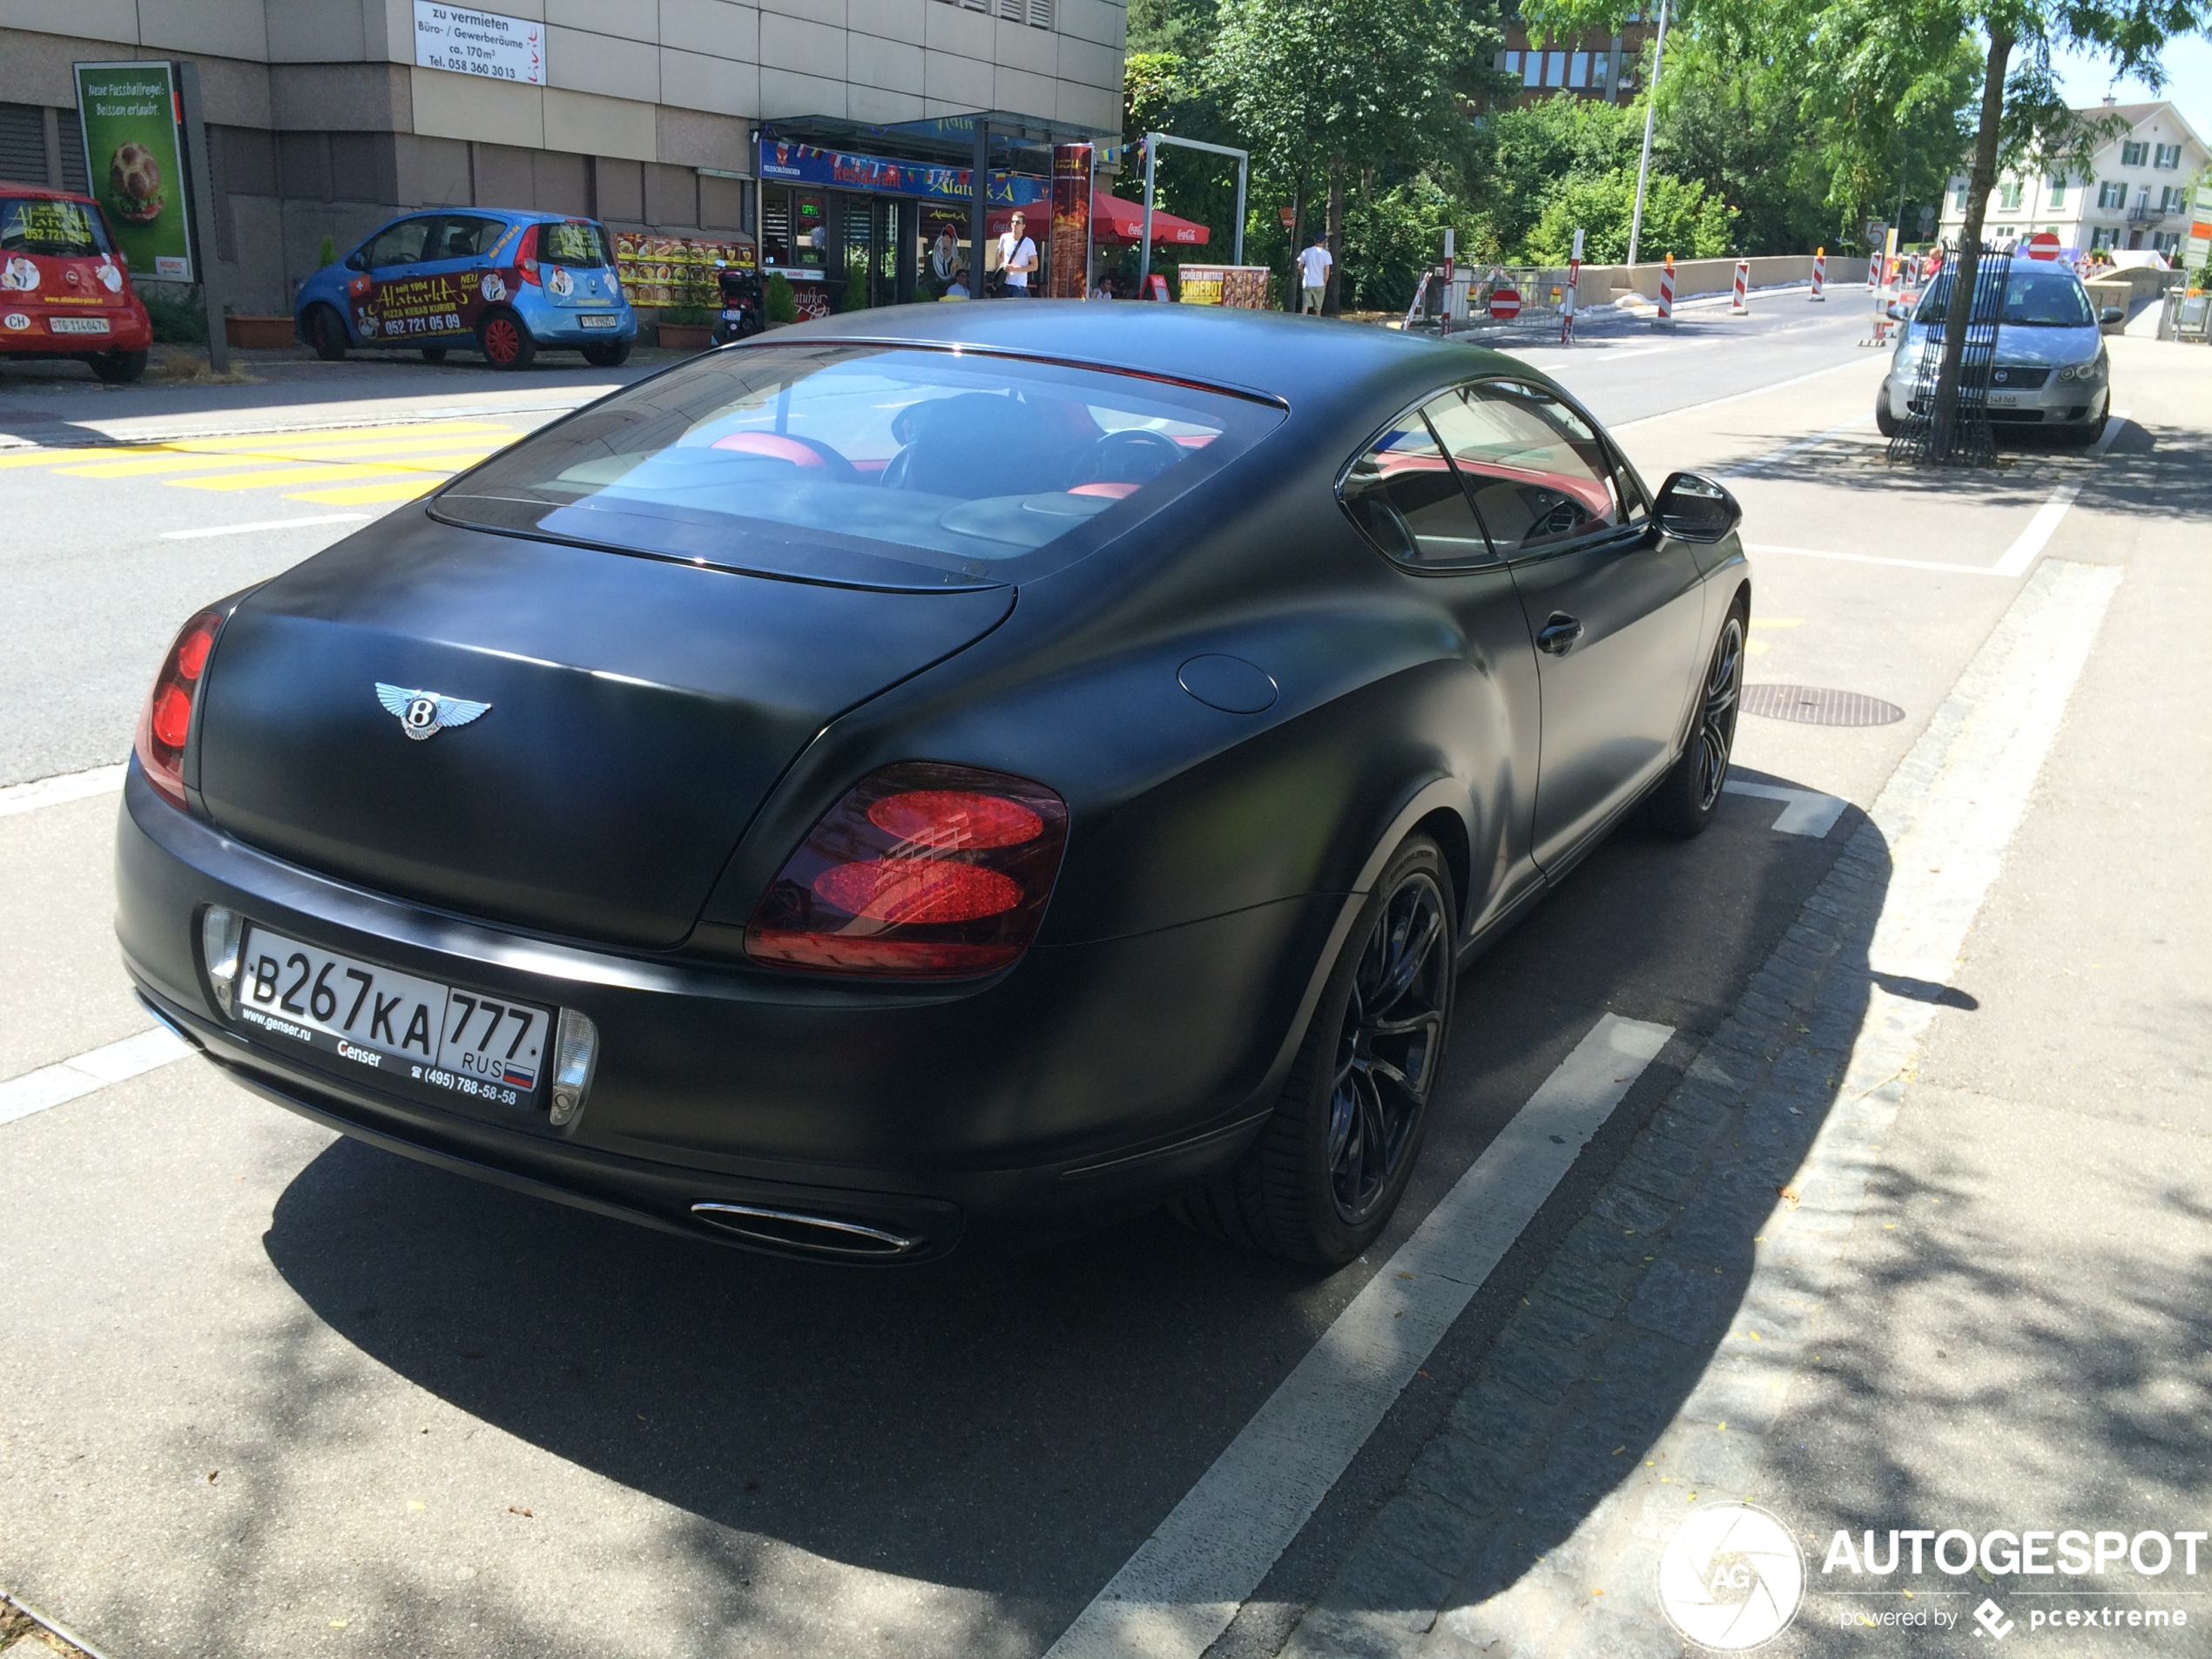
[1523,166,1737,260]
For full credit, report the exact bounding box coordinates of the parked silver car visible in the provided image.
[1877,266,2120,446]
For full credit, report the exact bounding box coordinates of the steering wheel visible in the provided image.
[1069,428,1184,489]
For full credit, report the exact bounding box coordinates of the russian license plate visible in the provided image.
[1988,392,2021,408]
[578,313,617,329]
[49,315,111,334]
[233,923,550,1107]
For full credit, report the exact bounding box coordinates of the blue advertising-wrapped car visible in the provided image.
[293,209,637,370]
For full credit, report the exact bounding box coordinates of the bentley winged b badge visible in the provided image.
[375,683,492,741]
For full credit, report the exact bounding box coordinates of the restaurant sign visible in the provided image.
[757,139,1049,209]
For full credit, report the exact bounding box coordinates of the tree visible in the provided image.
[1210,0,1501,310]
[1480,94,1643,255]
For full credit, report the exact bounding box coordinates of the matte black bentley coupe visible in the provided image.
[118,305,1748,1266]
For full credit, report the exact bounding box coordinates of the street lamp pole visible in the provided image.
[1625,0,1671,269]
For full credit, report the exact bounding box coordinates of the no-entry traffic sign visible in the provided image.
[2026,231,2061,260]
[1489,287,1521,320]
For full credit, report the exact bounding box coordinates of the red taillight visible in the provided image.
[516,223,541,285]
[134,609,226,808]
[745,763,1068,977]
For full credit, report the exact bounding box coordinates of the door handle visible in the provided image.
[1537,612,1584,655]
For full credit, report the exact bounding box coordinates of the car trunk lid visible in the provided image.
[195,516,1013,948]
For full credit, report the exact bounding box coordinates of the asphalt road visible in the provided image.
[3,309,2202,1659]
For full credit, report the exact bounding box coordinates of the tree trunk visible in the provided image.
[1325,158,1345,315]
[1930,30,2012,460]
[1287,174,1305,311]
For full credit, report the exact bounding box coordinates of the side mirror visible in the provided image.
[1656,471,1742,544]
[344,250,368,272]
[2099,306,2124,326]
[1885,300,1910,321]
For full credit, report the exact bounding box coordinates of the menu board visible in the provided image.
[615,233,755,308]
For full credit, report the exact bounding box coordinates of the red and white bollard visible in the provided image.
[1811,246,1825,301]
[1730,258,1750,313]
[1657,254,1675,324]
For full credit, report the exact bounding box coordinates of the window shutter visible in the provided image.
[1028,0,1053,25]
[0,104,47,185]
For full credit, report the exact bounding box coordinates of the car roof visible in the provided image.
[374,207,599,226]
[758,302,1534,410]
[0,180,101,206]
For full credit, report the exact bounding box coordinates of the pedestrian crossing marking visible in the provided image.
[0,421,517,502]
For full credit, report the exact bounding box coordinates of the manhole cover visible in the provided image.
[1742,684,1905,726]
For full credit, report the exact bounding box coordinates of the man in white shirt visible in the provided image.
[998,212,1039,295]
[1297,233,1332,314]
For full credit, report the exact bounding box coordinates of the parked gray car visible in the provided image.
[1877,265,2119,446]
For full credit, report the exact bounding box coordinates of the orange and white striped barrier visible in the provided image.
[1657,254,1675,323]
[1731,258,1749,314]
[1811,246,1825,300]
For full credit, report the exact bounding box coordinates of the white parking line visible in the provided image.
[0,763,126,819]
[1722,779,1849,836]
[158,512,371,540]
[1991,484,2082,577]
[1043,1013,1675,1659]
[0,1027,193,1129]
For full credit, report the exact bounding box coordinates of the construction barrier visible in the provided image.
[1731,258,1750,314]
[1811,246,1825,301]
[1657,254,1675,322]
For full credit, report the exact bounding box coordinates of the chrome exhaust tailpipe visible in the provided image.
[690,1202,921,1259]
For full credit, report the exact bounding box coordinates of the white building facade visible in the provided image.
[1937,99,2208,261]
[0,0,1126,311]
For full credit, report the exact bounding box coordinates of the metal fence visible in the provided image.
[1403,265,1581,333]
[1889,240,2012,467]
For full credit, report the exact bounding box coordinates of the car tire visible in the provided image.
[1642,602,1745,839]
[307,305,348,361]
[2057,411,2106,448]
[87,348,148,384]
[1172,833,1456,1266]
[581,338,632,368]
[476,308,536,370]
[421,347,448,364]
[1874,381,1900,438]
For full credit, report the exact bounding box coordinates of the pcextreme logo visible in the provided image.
[1656,1501,1807,1649]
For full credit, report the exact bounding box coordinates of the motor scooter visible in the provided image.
[711,266,765,344]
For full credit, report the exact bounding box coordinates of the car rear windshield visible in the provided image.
[0,197,111,259]
[540,221,611,267]
[435,343,1283,589]
[1914,269,2095,327]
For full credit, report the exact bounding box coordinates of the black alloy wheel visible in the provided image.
[1172,833,1456,1264]
[1643,606,1744,838]
[308,305,347,361]
[1875,380,1900,438]
[1325,867,1452,1224]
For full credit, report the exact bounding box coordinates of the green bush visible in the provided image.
[765,272,799,325]
[139,285,208,343]
[1521,169,1737,265]
[659,304,716,326]
[316,234,336,269]
[841,269,871,312]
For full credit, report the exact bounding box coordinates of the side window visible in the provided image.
[363,216,435,270]
[1339,409,1493,568]
[1428,381,1624,555]
[431,214,507,262]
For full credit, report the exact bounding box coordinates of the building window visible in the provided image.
[1545,51,1566,86]
[1522,53,1541,87]
[2153,230,2182,253]
[1499,51,1516,71]
[2090,226,2118,249]
[1568,51,1589,87]
[2097,180,2126,209]
[2121,140,2148,166]
[2153,143,2182,169]
[1952,180,1970,208]
[2046,175,2065,207]
[1997,180,2022,209]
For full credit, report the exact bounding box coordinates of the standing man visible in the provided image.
[1296,232,1332,314]
[998,212,1039,296]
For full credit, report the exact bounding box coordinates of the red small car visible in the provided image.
[1,181,155,381]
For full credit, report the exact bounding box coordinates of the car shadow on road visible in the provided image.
[250,775,1876,1652]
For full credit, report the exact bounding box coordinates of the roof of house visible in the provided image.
[2078,98,2209,154]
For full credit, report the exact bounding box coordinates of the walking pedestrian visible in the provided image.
[1296,232,1332,314]
[998,212,1039,296]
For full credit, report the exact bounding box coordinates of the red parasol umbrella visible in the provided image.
[983,193,1211,246]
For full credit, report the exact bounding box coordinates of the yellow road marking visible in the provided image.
[173,462,467,490]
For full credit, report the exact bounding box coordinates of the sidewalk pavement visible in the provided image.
[1272,348,2211,1656]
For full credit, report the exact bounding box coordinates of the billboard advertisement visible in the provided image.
[757,139,1049,210]
[413,3,545,86]
[73,61,193,281]
[1049,144,1093,299]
